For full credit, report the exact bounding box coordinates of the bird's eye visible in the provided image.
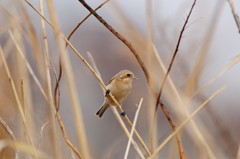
[127,74,131,77]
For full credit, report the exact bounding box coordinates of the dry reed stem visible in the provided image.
[8,30,48,101]
[110,106,145,159]
[22,2,83,157]
[149,86,226,159]
[0,38,13,69]
[146,0,158,154]
[87,52,145,158]
[38,0,60,158]
[0,46,37,158]
[0,117,20,159]
[227,0,240,33]
[180,4,232,155]
[86,52,104,92]
[44,0,90,158]
[184,1,224,97]
[20,78,25,117]
[179,4,225,156]
[124,98,143,159]
[8,1,37,146]
[16,0,46,80]
[65,0,110,48]
[152,44,216,159]
[191,54,240,99]
[0,140,52,159]
[24,1,151,156]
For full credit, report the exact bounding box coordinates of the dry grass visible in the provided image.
[0,0,239,159]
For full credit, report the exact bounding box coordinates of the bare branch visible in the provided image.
[66,0,110,48]
[227,0,240,33]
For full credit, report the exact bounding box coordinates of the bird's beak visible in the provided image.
[133,76,138,80]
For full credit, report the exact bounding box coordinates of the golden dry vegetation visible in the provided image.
[0,0,240,159]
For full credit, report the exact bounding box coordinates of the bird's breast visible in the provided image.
[107,80,132,105]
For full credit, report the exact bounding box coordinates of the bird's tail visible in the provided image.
[96,103,108,118]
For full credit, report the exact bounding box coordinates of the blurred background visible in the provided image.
[0,0,240,158]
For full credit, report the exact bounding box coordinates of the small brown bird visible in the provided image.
[96,70,137,118]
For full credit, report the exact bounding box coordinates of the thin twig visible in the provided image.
[227,0,240,33]
[54,58,62,111]
[155,0,196,117]
[30,121,50,159]
[48,57,61,111]
[52,59,83,159]
[152,44,217,159]
[124,98,143,159]
[37,121,50,148]
[55,111,83,159]
[0,117,20,159]
[49,58,58,81]
[185,17,203,29]
[153,1,196,158]
[51,58,82,158]
[24,1,151,156]
[65,0,110,48]
[20,78,25,117]
[149,86,226,159]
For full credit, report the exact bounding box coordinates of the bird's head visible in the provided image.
[115,70,137,84]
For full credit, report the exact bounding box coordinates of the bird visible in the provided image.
[96,70,137,118]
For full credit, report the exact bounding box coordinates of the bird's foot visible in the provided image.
[105,89,110,97]
[120,110,126,116]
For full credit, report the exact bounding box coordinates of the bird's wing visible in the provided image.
[108,77,115,84]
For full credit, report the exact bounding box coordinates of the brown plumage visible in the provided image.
[96,70,137,118]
